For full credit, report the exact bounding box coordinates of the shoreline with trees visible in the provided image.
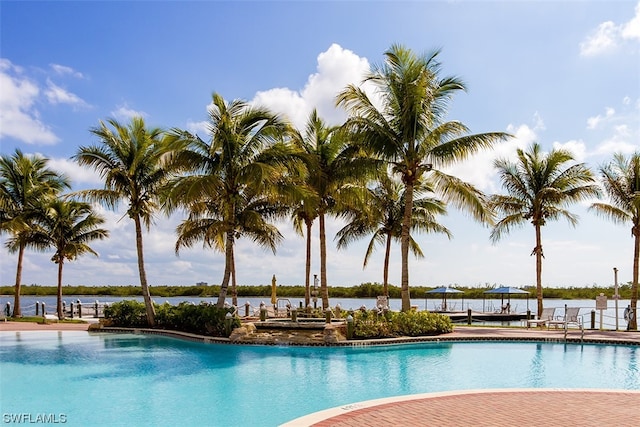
[2,282,634,301]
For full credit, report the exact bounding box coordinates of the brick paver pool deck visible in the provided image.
[286,389,640,426]
[3,321,639,426]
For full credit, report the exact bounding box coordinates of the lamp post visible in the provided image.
[614,267,619,331]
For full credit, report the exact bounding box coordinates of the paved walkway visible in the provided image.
[284,389,640,426]
[0,321,90,331]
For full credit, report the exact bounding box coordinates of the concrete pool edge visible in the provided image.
[1,321,639,346]
[280,389,640,427]
[90,324,640,347]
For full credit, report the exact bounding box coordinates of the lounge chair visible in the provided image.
[548,307,582,330]
[526,307,556,328]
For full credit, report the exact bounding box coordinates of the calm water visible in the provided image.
[0,331,638,427]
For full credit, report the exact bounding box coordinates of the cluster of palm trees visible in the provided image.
[0,150,109,319]
[2,45,639,330]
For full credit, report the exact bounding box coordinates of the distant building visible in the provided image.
[196,282,208,286]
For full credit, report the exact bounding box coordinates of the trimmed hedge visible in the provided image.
[353,309,453,339]
[104,300,240,337]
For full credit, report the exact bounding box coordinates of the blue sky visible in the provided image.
[1,1,639,291]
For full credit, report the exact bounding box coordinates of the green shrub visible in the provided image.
[390,310,453,336]
[103,300,240,337]
[352,309,393,338]
[352,309,452,339]
[103,300,148,327]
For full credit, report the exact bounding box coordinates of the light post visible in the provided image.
[313,274,318,309]
[614,267,619,331]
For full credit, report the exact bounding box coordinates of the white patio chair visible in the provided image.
[549,307,583,330]
[526,307,556,329]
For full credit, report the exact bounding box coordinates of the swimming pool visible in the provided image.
[1,331,638,426]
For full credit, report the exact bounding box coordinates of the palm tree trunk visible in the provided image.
[57,260,64,319]
[535,224,544,317]
[231,248,238,307]
[134,215,156,326]
[400,182,415,312]
[305,219,312,308]
[383,234,392,298]
[319,212,329,310]
[217,230,234,307]
[12,242,25,317]
[630,224,639,330]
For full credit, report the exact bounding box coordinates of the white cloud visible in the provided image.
[580,2,640,56]
[443,123,532,193]
[252,87,308,128]
[622,2,640,40]
[593,125,637,156]
[44,79,88,108]
[587,97,639,157]
[580,21,619,56]
[532,111,546,131]
[49,63,84,79]
[110,103,148,121]
[300,43,371,125]
[586,106,615,129]
[47,156,104,187]
[251,43,371,129]
[552,139,587,162]
[0,59,59,144]
[185,119,210,138]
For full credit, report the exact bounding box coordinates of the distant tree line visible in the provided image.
[2,282,633,300]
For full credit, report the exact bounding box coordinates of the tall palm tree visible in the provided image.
[290,110,369,310]
[291,205,317,308]
[336,174,451,297]
[73,117,170,326]
[163,93,294,308]
[489,142,601,317]
[337,44,509,311]
[589,152,640,330]
[30,199,108,319]
[0,149,70,317]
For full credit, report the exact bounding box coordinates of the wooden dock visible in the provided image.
[438,311,529,322]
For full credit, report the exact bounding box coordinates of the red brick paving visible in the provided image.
[306,390,640,427]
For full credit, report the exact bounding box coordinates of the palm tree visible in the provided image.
[171,184,288,307]
[30,199,108,319]
[73,117,170,326]
[289,111,326,309]
[290,110,370,310]
[337,44,510,311]
[489,142,601,317]
[589,152,640,330]
[163,93,294,308]
[0,149,70,317]
[336,174,451,298]
[291,204,318,308]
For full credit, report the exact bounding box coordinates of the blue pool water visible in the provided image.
[1,331,638,427]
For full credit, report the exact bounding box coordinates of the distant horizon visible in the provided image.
[3,282,633,291]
